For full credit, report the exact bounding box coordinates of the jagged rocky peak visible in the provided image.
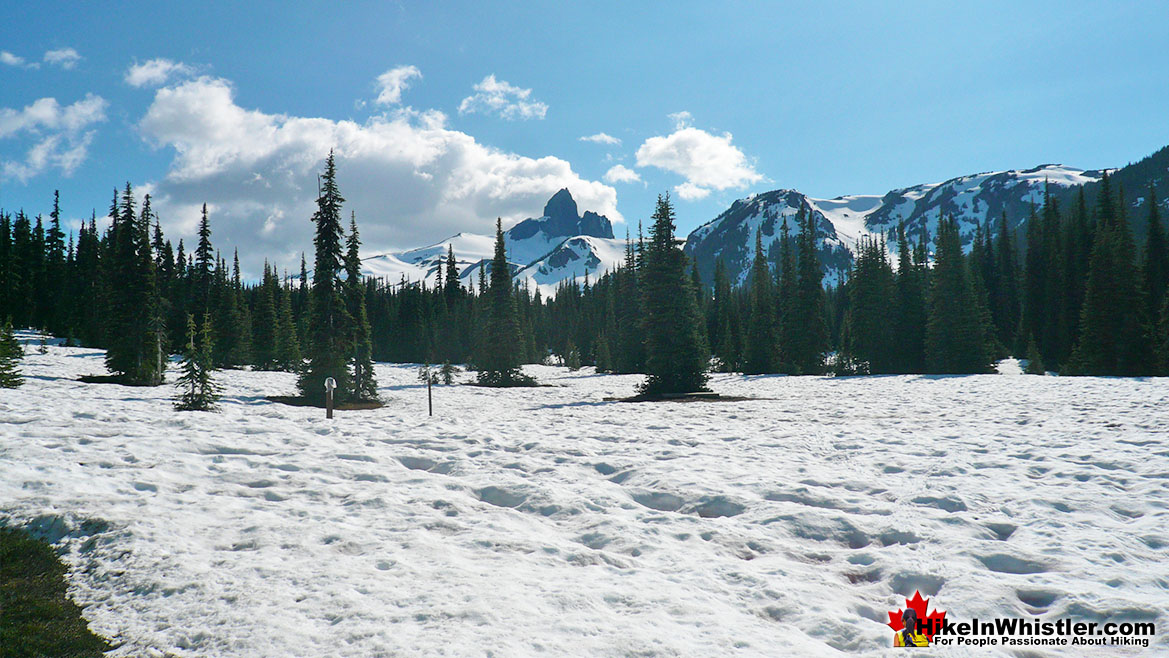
[509,189,614,241]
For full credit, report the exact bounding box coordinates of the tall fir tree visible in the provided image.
[275,281,303,372]
[478,218,532,386]
[299,152,355,403]
[639,194,708,394]
[104,183,164,385]
[344,214,378,400]
[776,217,799,373]
[742,230,778,374]
[252,262,279,369]
[1142,184,1168,318]
[1066,174,1150,375]
[193,203,214,314]
[925,216,991,373]
[846,236,896,373]
[791,206,828,374]
[893,221,928,373]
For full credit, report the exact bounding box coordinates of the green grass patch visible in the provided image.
[0,527,111,657]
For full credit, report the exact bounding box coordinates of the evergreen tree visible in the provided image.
[478,218,533,386]
[1022,202,1045,357]
[846,236,896,373]
[344,214,378,400]
[275,282,303,372]
[992,211,1020,350]
[299,152,354,403]
[104,183,164,385]
[252,263,279,369]
[639,194,708,394]
[776,217,799,372]
[893,221,927,373]
[1066,175,1150,375]
[614,235,645,373]
[193,204,214,313]
[45,190,67,335]
[1023,335,1045,375]
[791,206,828,374]
[925,216,991,373]
[1142,184,1168,317]
[0,319,23,388]
[742,230,778,374]
[174,314,220,411]
[710,257,740,371]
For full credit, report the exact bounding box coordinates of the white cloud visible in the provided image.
[125,58,194,87]
[458,74,547,120]
[603,164,641,184]
[668,111,693,130]
[0,94,108,182]
[1,51,36,68]
[635,117,763,201]
[674,181,711,201]
[375,65,421,105]
[44,47,81,69]
[580,132,621,146]
[138,75,619,275]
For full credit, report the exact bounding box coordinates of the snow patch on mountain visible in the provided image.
[686,164,1107,289]
[360,189,621,295]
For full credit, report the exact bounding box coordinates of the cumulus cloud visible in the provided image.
[0,94,108,182]
[1,51,36,68]
[138,75,619,276]
[580,132,620,146]
[375,65,421,105]
[635,116,763,201]
[44,47,81,69]
[603,164,641,184]
[125,58,194,87]
[458,75,547,120]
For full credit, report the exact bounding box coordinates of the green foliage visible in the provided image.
[344,214,378,401]
[1066,174,1152,375]
[0,319,23,388]
[742,230,778,374]
[845,236,896,374]
[299,152,356,403]
[925,216,992,374]
[477,218,535,386]
[1024,336,1045,375]
[639,194,708,394]
[0,528,111,657]
[103,184,164,385]
[175,314,221,411]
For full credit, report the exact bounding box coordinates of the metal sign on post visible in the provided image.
[324,377,336,419]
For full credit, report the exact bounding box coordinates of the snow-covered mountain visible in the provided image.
[685,164,1107,287]
[685,190,856,286]
[361,189,620,295]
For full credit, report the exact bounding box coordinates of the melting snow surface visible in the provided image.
[2,340,1168,656]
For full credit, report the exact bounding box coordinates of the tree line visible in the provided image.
[2,165,1167,399]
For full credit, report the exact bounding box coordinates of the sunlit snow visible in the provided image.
[2,337,1167,656]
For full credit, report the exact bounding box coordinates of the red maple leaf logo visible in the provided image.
[887,590,946,641]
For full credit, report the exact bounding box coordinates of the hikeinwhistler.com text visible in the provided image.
[921,617,1155,648]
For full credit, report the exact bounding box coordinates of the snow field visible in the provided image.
[2,340,1168,656]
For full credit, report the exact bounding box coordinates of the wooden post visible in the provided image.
[325,377,336,419]
[427,375,433,417]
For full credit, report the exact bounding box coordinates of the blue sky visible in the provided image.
[3,1,1168,275]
